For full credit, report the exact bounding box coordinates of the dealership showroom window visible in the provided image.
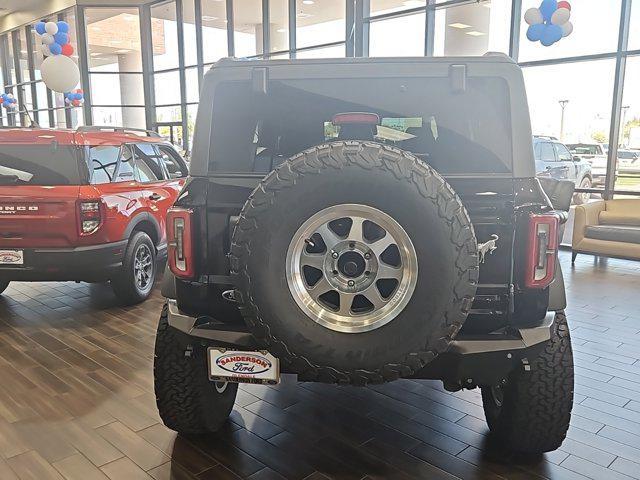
[1,0,640,479]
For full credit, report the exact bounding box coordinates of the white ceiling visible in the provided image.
[0,0,44,18]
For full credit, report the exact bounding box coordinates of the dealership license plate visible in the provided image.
[208,348,280,385]
[0,249,23,265]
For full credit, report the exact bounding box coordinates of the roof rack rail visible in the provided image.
[77,126,161,138]
[533,135,559,141]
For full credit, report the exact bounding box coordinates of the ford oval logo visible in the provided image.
[216,353,272,375]
[0,252,21,263]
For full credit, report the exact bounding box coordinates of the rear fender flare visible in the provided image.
[123,212,162,247]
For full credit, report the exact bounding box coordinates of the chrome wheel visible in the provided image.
[286,204,418,333]
[133,243,154,293]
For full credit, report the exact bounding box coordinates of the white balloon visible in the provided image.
[41,43,51,57]
[45,21,58,35]
[552,7,571,25]
[41,33,54,45]
[561,21,574,37]
[40,55,80,93]
[524,7,543,26]
[7,93,14,99]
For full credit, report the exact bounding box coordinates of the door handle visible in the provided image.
[149,193,162,201]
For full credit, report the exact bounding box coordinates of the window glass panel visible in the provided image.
[270,0,289,53]
[183,0,198,66]
[35,81,48,109]
[296,44,345,58]
[187,104,198,151]
[369,14,425,57]
[210,77,513,175]
[0,143,81,185]
[519,0,622,62]
[434,0,510,56]
[615,56,640,193]
[86,8,142,72]
[92,106,146,128]
[90,73,144,106]
[115,146,136,182]
[185,67,199,103]
[630,1,640,50]
[158,145,187,177]
[69,107,84,128]
[5,33,17,85]
[201,1,228,62]
[154,71,181,105]
[296,0,345,48]
[234,0,263,58]
[133,143,164,182]
[30,27,42,80]
[17,29,30,82]
[538,143,555,161]
[151,1,179,71]
[523,59,616,191]
[88,145,120,184]
[156,105,182,123]
[370,1,425,16]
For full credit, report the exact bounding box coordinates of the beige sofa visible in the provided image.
[572,199,640,263]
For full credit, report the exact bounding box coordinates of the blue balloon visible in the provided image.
[35,22,46,35]
[541,23,563,46]
[53,32,68,45]
[49,43,62,55]
[57,21,69,33]
[539,0,558,22]
[73,93,81,100]
[527,23,546,42]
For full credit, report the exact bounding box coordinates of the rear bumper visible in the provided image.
[165,299,554,386]
[0,240,127,282]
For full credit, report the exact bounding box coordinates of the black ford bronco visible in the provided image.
[155,55,575,454]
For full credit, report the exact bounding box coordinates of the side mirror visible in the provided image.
[573,155,581,162]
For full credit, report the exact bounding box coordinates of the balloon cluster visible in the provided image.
[34,20,74,57]
[0,93,17,110]
[525,0,573,47]
[64,89,84,107]
[32,20,80,93]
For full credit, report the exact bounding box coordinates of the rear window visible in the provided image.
[0,143,82,185]
[568,144,599,155]
[209,77,513,175]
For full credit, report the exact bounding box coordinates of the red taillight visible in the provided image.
[167,207,194,279]
[77,200,104,235]
[525,213,559,289]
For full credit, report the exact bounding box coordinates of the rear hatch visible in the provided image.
[0,132,84,248]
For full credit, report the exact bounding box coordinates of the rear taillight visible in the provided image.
[525,213,559,289]
[77,200,104,235]
[167,207,194,279]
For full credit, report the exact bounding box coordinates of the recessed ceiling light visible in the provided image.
[302,0,314,4]
[90,52,101,57]
[202,15,218,21]
[466,30,485,36]
[276,28,287,33]
[297,12,312,18]
[403,0,423,7]
[116,49,129,53]
[449,22,471,29]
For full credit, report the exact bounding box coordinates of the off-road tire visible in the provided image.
[154,304,238,434]
[111,231,156,305]
[481,311,574,454]
[231,141,479,386]
[0,280,9,295]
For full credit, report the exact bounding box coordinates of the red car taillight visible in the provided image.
[77,200,104,235]
[525,213,559,289]
[167,207,194,279]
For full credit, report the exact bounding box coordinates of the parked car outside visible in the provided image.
[567,142,612,188]
[0,126,188,304]
[534,136,592,204]
[617,149,640,175]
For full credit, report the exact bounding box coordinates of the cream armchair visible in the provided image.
[572,199,640,263]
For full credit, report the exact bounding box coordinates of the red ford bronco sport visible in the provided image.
[0,126,188,304]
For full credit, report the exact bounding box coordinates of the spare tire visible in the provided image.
[230,141,478,385]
